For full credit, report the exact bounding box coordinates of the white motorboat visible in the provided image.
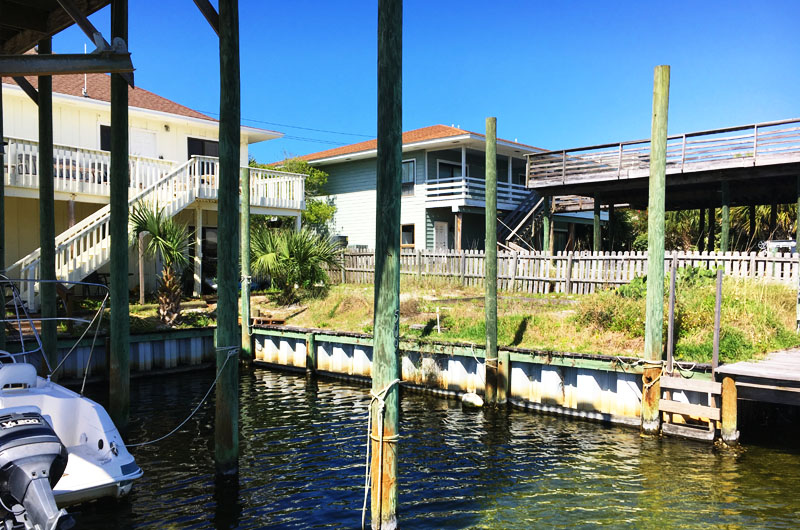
[0,278,142,530]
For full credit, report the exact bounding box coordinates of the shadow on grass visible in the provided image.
[510,316,530,347]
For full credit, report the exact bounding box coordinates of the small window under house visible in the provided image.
[401,224,414,249]
[402,160,415,196]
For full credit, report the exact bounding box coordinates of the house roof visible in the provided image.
[296,125,542,163]
[3,73,215,121]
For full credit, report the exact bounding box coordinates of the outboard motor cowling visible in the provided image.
[0,412,73,530]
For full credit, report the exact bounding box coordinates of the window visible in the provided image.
[437,160,467,179]
[187,137,219,159]
[100,125,111,151]
[401,224,415,249]
[402,160,415,196]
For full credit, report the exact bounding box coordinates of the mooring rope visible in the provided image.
[127,346,238,448]
[361,378,401,530]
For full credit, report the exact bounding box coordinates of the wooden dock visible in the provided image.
[525,118,800,211]
[717,349,800,406]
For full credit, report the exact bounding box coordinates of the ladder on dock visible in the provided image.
[659,375,724,441]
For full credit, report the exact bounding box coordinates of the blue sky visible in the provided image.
[52,1,800,163]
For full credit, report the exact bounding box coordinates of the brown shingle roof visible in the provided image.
[2,73,215,121]
[297,124,540,162]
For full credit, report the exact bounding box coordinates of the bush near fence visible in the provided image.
[325,250,800,295]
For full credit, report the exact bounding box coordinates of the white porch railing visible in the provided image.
[5,155,306,309]
[426,177,529,209]
[3,136,176,197]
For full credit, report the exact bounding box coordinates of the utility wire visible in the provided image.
[197,110,372,138]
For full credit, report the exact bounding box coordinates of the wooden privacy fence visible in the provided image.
[328,250,800,295]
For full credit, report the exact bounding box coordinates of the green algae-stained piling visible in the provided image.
[642,65,670,435]
[721,181,730,253]
[371,0,402,526]
[240,167,252,362]
[485,117,504,405]
[593,197,601,252]
[215,0,241,476]
[305,333,316,375]
[37,37,57,373]
[109,0,130,428]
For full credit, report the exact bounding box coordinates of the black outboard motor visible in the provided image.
[0,412,73,530]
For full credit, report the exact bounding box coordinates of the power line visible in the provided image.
[282,135,347,146]
[197,110,372,138]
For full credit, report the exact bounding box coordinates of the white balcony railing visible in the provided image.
[425,176,529,209]
[3,136,176,197]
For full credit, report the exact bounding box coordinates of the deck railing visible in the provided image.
[526,118,800,186]
[426,176,529,209]
[3,136,176,197]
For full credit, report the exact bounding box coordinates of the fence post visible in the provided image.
[460,251,466,285]
[565,254,573,294]
[510,252,518,292]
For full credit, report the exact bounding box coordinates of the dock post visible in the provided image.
[698,208,706,252]
[215,0,241,476]
[305,333,316,375]
[721,182,730,253]
[720,376,739,444]
[593,197,601,252]
[542,196,551,253]
[370,0,402,526]
[240,167,252,362]
[485,117,503,405]
[641,65,670,435]
[37,37,58,373]
[109,0,130,427]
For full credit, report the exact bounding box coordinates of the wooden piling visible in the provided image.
[666,254,677,374]
[215,0,241,476]
[542,196,551,253]
[720,182,730,252]
[37,37,58,373]
[608,203,615,251]
[641,65,670,435]
[712,268,723,373]
[748,204,756,251]
[698,208,706,252]
[593,197,601,252]
[371,0,402,526]
[240,167,252,362]
[485,117,503,404]
[720,376,739,444]
[305,333,316,375]
[109,0,130,427]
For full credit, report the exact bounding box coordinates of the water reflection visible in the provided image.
[70,369,800,529]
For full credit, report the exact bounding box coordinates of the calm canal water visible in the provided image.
[74,368,800,529]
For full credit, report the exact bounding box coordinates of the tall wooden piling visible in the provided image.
[698,208,706,252]
[371,0,402,526]
[240,167,252,361]
[485,117,503,404]
[593,197,601,252]
[720,182,730,252]
[215,0,241,476]
[720,376,739,444]
[37,38,57,372]
[109,0,130,427]
[641,65,670,435]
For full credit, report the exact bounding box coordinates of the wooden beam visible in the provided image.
[0,53,134,76]
[659,399,721,421]
[11,76,37,105]
[192,0,220,36]
[108,0,130,429]
[1,0,108,55]
[642,65,670,435]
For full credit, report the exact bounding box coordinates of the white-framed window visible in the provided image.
[402,159,416,196]
[437,159,468,179]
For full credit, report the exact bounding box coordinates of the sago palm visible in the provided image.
[130,202,192,326]
[250,227,342,305]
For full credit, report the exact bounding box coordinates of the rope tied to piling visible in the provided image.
[361,378,401,530]
[127,346,239,448]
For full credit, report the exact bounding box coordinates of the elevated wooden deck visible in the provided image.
[526,118,800,210]
[717,349,800,406]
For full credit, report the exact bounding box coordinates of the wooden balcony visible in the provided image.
[425,176,529,211]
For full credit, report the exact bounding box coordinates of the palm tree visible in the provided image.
[250,227,342,305]
[130,202,192,326]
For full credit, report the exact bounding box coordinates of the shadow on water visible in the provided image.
[68,368,800,529]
